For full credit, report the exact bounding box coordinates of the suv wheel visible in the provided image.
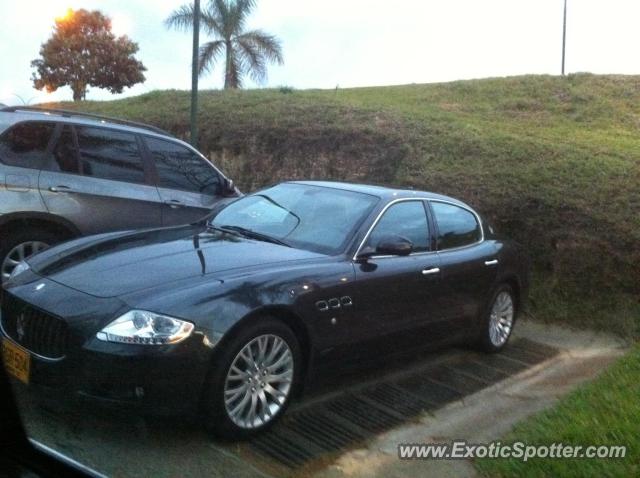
[0,229,61,284]
[203,317,302,440]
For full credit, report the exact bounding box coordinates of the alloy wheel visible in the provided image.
[488,291,514,347]
[1,241,48,284]
[223,334,294,429]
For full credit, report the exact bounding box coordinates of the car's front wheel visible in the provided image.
[203,317,301,439]
[476,284,516,353]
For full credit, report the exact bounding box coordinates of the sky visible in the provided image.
[1,0,640,104]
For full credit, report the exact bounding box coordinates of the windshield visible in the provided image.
[210,183,379,254]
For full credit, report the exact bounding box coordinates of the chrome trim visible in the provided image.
[29,439,108,478]
[352,197,485,261]
[340,296,353,306]
[366,250,437,260]
[328,298,341,309]
[485,259,499,266]
[315,300,329,311]
[421,267,441,275]
[0,319,66,363]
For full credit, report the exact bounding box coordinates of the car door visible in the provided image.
[0,121,55,216]
[351,200,442,343]
[429,200,498,333]
[39,125,162,235]
[142,136,224,226]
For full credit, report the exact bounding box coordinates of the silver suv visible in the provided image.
[0,106,238,283]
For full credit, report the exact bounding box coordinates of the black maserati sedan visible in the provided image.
[1,181,528,439]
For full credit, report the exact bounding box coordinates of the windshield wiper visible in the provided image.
[255,195,301,227]
[211,225,291,247]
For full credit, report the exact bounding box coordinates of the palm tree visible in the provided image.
[165,0,283,89]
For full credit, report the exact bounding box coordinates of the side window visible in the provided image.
[0,122,55,169]
[76,126,145,184]
[431,202,481,250]
[145,137,221,196]
[50,126,79,173]
[365,201,429,253]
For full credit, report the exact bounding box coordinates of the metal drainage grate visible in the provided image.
[324,394,405,435]
[249,427,324,468]
[283,409,366,452]
[446,359,510,383]
[235,339,559,473]
[360,383,432,417]
[472,353,530,375]
[419,364,489,394]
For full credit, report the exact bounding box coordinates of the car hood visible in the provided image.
[28,225,325,298]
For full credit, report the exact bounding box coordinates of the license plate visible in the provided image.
[2,338,30,384]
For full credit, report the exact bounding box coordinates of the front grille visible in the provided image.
[1,292,69,359]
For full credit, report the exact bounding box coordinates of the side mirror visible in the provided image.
[223,178,237,197]
[358,235,413,259]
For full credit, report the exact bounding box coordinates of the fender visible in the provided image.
[0,211,81,238]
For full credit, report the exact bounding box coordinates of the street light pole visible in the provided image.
[190,0,201,147]
[561,0,567,76]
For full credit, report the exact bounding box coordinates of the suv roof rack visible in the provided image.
[0,106,173,137]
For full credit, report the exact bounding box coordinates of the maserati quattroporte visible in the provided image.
[1,181,528,438]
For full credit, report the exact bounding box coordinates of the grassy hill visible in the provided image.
[48,74,640,338]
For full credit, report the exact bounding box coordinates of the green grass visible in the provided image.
[45,73,640,338]
[475,344,640,477]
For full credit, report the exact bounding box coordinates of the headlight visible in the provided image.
[96,310,195,345]
[9,261,30,280]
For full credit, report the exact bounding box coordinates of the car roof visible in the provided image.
[287,180,473,209]
[0,109,174,140]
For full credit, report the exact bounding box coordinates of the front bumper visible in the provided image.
[1,277,214,416]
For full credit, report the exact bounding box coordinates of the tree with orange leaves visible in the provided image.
[31,9,146,101]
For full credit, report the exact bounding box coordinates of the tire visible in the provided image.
[476,284,517,353]
[0,228,62,284]
[202,317,302,440]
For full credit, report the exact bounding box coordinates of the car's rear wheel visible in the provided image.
[0,229,61,284]
[476,284,516,353]
[203,317,301,440]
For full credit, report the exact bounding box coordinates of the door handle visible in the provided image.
[421,267,441,275]
[164,200,184,209]
[484,259,499,266]
[48,185,73,193]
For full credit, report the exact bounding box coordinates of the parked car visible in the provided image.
[1,181,529,439]
[0,106,238,284]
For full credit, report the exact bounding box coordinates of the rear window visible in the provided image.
[431,202,482,249]
[0,121,55,169]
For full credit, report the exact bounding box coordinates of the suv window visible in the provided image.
[145,137,220,196]
[431,202,481,249]
[76,126,145,184]
[0,122,55,169]
[365,201,429,253]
